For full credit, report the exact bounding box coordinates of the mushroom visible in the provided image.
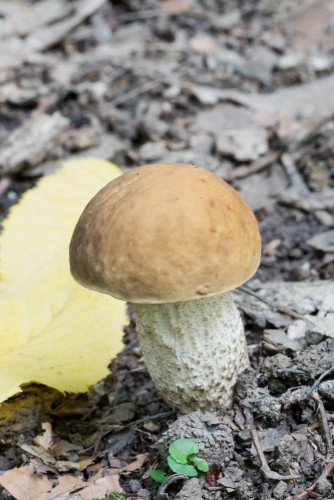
[69,163,261,413]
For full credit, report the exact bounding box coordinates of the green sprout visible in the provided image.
[150,438,209,483]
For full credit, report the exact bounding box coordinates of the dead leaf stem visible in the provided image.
[312,391,333,457]
[251,426,300,482]
[294,460,334,500]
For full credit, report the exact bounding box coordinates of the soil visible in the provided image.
[1,0,334,499]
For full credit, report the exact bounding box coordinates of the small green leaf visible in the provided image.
[167,455,198,476]
[110,493,127,500]
[169,439,199,464]
[150,470,169,483]
[189,456,209,472]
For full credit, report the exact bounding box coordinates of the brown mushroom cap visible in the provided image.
[70,163,261,304]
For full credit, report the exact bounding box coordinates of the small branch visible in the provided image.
[109,81,160,107]
[228,151,279,180]
[308,366,334,396]
[147,409,178,421]
[119,337,139,356]
[281,114,333,154]
[239,286,275,308]
[251,427,300,481]
[312,391,333,456]
[239,286,314,326]
[294,460,334,500]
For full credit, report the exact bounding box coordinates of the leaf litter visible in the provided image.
[0,0,334,498]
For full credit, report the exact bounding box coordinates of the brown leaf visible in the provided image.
[33,422,53,450]
[126,454,148,472]
[78,457,95,471]
[20,444,56,466]
[55,461,81,473]
[51,439,83,459]
[109,454,148,474]
[0,464,52,500]
[85,462,103,475]
[47,474,84,499]
[206,464,220,486]
[264,239,282,255]
[80,475,123,500]
[30,458,59,476]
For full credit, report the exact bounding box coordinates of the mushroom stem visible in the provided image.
[132,292,249,413]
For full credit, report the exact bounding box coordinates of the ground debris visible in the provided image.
[235,280,334,340]
[155,411,234,465]
[307,230,334,253]
[0,113,69,174]
[1,0,334,498]
[26,0,108,52]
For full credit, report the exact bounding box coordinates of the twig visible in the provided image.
[239,286,275,308]
[229,151,279,180]
[119,337,139,355]
[281,114,333,154]
[294,460,334,500]
[251,426,300,481]
[308,366,334,396]
[228,115,333,181]
[109,81,160,107]
[109,5,203,25]
[239,286,314,326]
[110,9,164,24]
[147,409,178,420]
[277,305,312,323]
[312,391,333,456]
[0,175,11,198]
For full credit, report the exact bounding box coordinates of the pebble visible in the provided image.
[212,10,241,31]
[190,133,214,154]
[315,476,332,495]
[139,141,167,161]
[309,55,331,72]
[273,480,288,499]
[318,379,334,400]
[276,52,304,70]
[314,210,334,226]
[128,479,142,492]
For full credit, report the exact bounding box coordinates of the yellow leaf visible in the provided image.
[0,158,126,402]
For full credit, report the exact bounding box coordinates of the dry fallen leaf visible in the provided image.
[33,422,53,450]
[0,158,126,402]
[0,463,123,500]
[79,474,123,500]
[0,464,51,500]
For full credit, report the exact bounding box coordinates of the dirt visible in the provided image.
[1,0,334,499]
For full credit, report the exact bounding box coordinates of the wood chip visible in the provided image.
[0,113,69,174]
[216,127,268,162]
[307,230,334,253]
[26,0,107,51]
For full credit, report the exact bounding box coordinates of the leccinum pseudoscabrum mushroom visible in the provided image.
[70,163,261,413]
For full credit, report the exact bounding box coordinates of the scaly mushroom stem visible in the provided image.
[132,292,249,413]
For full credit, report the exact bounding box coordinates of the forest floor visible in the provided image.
[0,0,334,499]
